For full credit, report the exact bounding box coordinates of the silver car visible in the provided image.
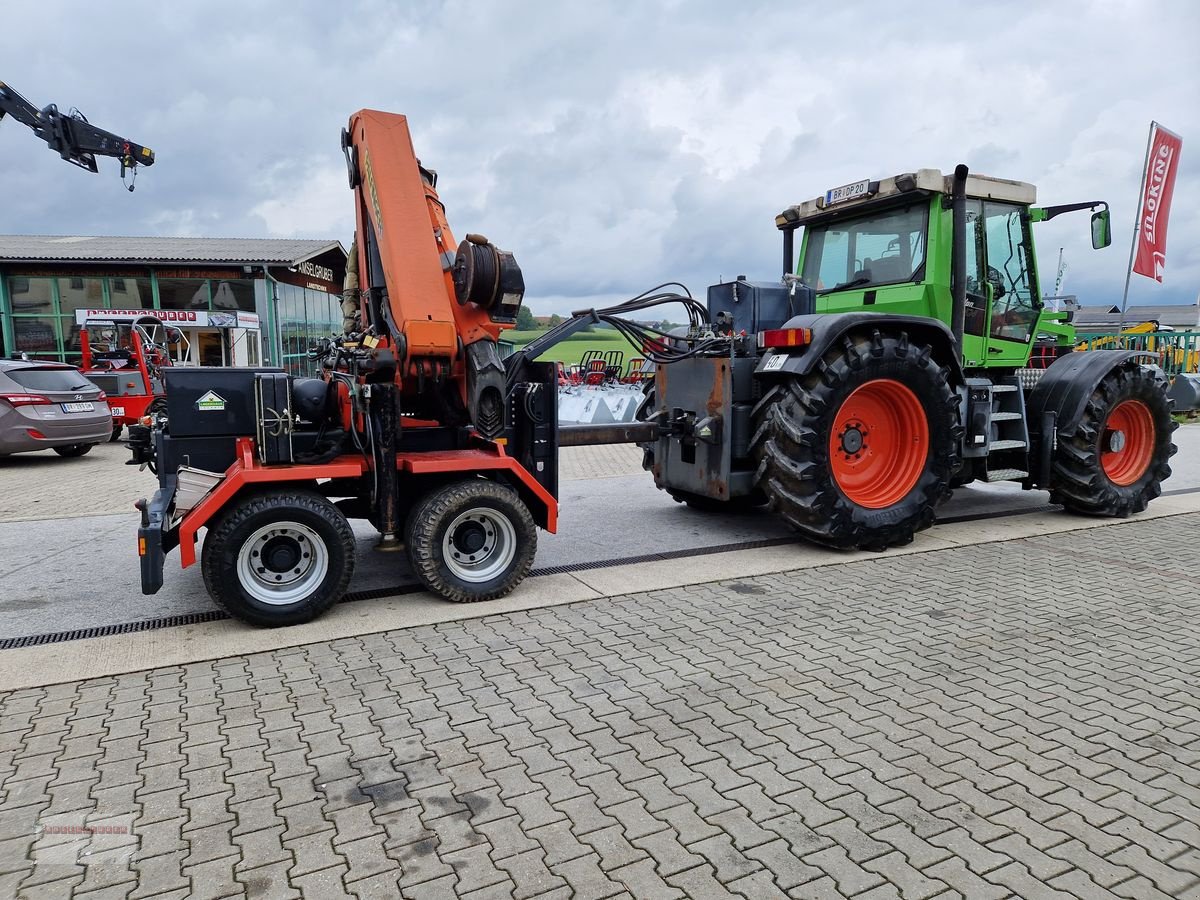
[0,358,112,457]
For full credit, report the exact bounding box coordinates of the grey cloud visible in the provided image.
[1,0,1197,316]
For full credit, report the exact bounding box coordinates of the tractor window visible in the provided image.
[963,200,987,336]
[800,203,928,292]
[983,202,1039,343]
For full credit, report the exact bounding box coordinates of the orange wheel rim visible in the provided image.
[829,379,929,508]
[1101,399,1155,486]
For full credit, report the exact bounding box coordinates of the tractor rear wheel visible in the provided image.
[1050,364,1176,516]
[406,479,537,603]
[752,331,960,550]
[109,422,124,442]
[201,490,356,626]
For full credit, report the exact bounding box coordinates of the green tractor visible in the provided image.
[641,165,1177,549]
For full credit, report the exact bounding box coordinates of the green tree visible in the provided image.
[516,306,536,330]
[548,314,564,327]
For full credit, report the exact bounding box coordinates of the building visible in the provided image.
[1070,302,1200,336]
[0,235,347,376]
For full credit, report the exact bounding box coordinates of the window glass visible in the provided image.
[983,202,1039,343]
[14,317,60,353]
[157,278,210,310]
[8,277,54,315]
[6,367,94,392]
[962,200,988,337]
[211,279,256,311]
[801,204,927,291]
[56,277,105,315]
[108,277,154,308]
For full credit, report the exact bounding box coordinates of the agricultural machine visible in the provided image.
[637,167,1177,546]
[130,112,1177,627]
[80,315,183,440]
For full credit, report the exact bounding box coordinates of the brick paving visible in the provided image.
[0,514,1198,898]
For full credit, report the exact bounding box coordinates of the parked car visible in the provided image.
[0,358,112,457]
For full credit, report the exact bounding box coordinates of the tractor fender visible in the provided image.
[755,312,965,384]
[1027,349,1159,436]
[1025,349,1159,487]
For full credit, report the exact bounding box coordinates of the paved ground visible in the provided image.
[1,514,1197,899]
[3,428,1197,641]
[0,442,647,524]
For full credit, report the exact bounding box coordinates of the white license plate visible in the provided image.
[61,402,95,413]
[825,178,872,205]
[110,406,125,417]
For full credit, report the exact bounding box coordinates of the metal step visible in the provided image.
[991,384,1019,393]
[986,467,1029,483]
[991,412,1023,421]
[988,439,1027,451]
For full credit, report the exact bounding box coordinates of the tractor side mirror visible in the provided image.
[1091,208,1111,249]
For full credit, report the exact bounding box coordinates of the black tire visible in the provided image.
[200,490,356,627]
[405,479,537,603]
[109,422,124,442]
[751,330,961,550]
[1049,364,1177,517]
[149,398,168,422]
[53,443,95,458]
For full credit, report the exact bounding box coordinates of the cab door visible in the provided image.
[980,201,1041,367]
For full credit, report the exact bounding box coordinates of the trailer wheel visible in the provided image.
[201,490,356,626]
[752,331,960,550]
[1050,364,1176,517]
[406,479,536,603]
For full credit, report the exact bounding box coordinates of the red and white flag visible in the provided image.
[1132,123,1183,282]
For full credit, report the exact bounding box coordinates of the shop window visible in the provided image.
[7,277,54,314]
[107,277,153,307]
[211,279,256,311]
[13,317,60,353]
[57,277,105,318]
[157,278,210,310]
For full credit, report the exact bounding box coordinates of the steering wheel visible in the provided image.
[986,266,1007,301]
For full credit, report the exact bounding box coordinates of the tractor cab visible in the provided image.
[776,169,1110,371]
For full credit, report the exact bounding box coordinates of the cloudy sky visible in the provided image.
[2,0,1197,314]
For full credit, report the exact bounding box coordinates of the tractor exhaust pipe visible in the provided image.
[950,164,969,353]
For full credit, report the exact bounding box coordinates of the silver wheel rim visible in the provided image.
[235,521,329,606]
[442,507,516,583]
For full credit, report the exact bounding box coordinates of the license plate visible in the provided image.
[61,402,95,413]
[110,406,125,417]
[825,178,872,206]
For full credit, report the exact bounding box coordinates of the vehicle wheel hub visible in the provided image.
[839,423,866,456]
[237,523,328,605]
[262,536,302,572]
[1106,429,1126,454]
[828,379,929,509]
[442,507,517,583]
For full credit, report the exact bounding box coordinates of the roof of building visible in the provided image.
[0,235,346,266]
[1072,303,1200,330]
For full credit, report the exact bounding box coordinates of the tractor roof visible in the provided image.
[775,168,1037,230]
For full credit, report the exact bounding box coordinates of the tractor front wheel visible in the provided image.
[1050,364,1176,517]
[406,479,537,603]
[752,331,960,550]
[201,490,356,626]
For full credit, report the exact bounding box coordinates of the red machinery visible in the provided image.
[131,111,559,626]
[79,315,179,440]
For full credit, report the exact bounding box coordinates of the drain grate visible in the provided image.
[3,487,1196,651]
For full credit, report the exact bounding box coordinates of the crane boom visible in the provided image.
[0,81,154,187]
